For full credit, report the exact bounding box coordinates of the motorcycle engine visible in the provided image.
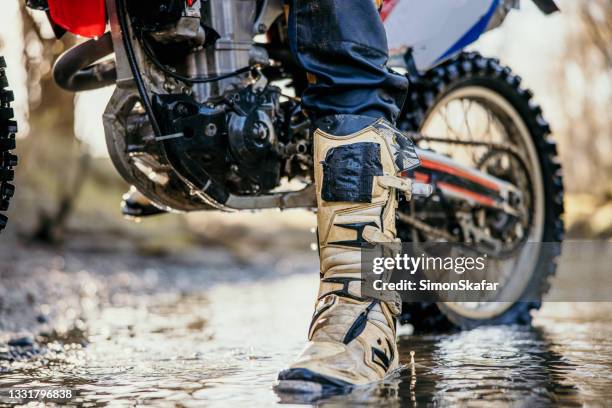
[153,85,283,195]
[105,0,306,210]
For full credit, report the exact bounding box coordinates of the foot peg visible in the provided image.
[121,186,167,219]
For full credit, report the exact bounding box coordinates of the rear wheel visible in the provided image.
[397,52,564,331]
[0,56,18,233]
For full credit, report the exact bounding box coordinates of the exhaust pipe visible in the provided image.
[53,32,117,92]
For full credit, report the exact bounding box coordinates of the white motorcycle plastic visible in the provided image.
[384,0,558,71]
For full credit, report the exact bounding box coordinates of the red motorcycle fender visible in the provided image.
[48,0,107,38]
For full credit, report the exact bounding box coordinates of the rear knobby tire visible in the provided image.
[0,56,18,233]
[397,52,564,331]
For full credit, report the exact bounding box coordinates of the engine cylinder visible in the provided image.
[189,0,257,102]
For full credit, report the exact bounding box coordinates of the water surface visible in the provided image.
[1,249,611,406]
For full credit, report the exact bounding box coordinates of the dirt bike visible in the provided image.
[2,0,564,330]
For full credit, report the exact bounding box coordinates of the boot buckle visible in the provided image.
[362,225,402,252]
[377,175,433,200]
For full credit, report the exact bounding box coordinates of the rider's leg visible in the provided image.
[288,0,407,125]
[277,0,420,389]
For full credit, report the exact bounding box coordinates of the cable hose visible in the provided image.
[115,0,162,137]
[140,34,253,84]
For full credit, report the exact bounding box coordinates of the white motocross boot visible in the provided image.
[276,115,421,393]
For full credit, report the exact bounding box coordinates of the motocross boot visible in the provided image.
[276,115,422,393]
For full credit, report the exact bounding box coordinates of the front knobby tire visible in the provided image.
[397,52,564,331]
[0,56,18,233]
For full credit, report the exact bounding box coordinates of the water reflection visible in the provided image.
[278,322,609,406]
[400,325,580,407]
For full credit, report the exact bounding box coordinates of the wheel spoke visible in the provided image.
[409,85,546,318]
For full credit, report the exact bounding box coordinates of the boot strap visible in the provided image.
[318,276,366,302]
[362,225,402,252]
[361,225,403,315]
[318,276,402,316]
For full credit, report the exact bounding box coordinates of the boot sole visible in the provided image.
[274,368,353,395]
